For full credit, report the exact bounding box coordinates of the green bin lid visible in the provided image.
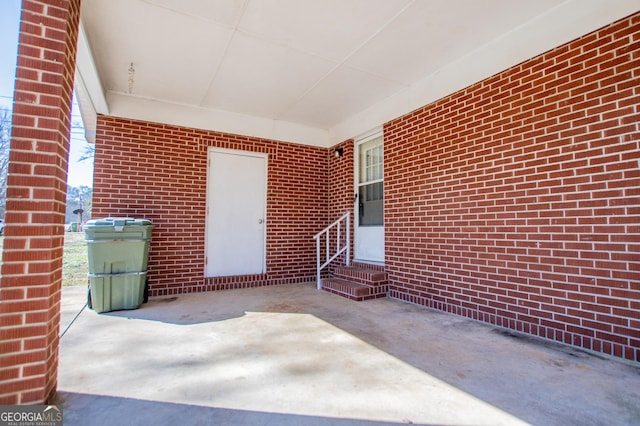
[84,217,153,229]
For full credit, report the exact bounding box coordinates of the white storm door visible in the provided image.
[355,134,384,263]
[206,149,267,277]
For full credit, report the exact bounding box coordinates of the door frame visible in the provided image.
[205,147,268,277]
[354,129,385,264]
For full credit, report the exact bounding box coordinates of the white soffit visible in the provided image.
[237,0,414,62]
[281,65,405,129]
[330,0,640,144]
[78,0,640,148]
[200,31,337,118]
[106,92,329,147]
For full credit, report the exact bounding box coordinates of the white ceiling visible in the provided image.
[77,0,640,146]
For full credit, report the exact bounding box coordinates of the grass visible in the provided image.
[0,232,88,286]
[62,231,88,286]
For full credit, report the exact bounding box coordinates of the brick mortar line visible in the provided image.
[388,290,637,360]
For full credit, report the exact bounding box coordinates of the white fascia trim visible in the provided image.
[106,92,330,148]
[75,21,108,143]
[329,0,640,145]
[354,127,383,144]
[74,70,97,143]
[76,22,108,115]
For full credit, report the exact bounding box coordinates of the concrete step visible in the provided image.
[321,277,388,302]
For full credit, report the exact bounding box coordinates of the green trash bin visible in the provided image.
[84,217,153,313]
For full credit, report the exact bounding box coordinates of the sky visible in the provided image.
[1,0,94,188]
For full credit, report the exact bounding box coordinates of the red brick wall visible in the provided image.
[93,116,328,296]
[327,140,355,266]
[384,13,640,362]
[329,140,354,220]
[0,0,80,404]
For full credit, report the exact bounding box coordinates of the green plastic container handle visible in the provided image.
[107,217,134,232]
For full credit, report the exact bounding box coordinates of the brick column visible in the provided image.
[0,0,81,404]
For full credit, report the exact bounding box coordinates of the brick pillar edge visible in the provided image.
[0,0,81,404]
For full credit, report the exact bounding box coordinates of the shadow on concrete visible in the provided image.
[61,284,640,426]
[55,391,416,426]
[101,294,249,324]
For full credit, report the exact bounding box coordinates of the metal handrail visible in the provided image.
[313,212,350,289]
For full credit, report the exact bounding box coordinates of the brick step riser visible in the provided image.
[323,288,387,302]
[321,278,388,302]
[351,262,385,272]
[332,267,387,287]
[322,286,388,302]
[331,272,387,287]
[332,275,387,287]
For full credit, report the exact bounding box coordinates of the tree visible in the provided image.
[0,108,94,225]
[0,108,11,219]
[78,144,95,162]
[65,185,93,225]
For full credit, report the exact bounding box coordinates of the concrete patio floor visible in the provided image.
[56,283,640,426]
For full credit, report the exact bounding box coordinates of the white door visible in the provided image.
[205,148,267,277]
[355,134,384,263]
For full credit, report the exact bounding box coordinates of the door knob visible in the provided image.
[258,219,264,224]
